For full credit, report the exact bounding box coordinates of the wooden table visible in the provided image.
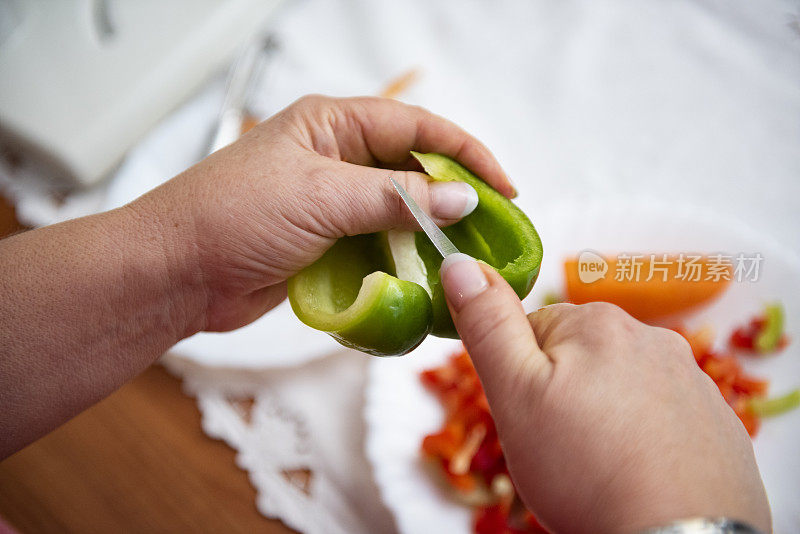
[0,196,295,533]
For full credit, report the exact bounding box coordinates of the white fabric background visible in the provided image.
[262,0,800,251]
[2,1,799,532]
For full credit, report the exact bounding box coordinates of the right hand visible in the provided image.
[439,254,771,533]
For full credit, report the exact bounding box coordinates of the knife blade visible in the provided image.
[205,36,277,156]
[390,177,460,258]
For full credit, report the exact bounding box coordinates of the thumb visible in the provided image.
[307,159,479,237]
[441,254,551,400]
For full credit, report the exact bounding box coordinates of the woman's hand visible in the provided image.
[439,254,771,533]
[0,95,511,457]
[134,95,513,332]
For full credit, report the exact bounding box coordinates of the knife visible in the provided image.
[390,177,460,258]
[205,36,277,156]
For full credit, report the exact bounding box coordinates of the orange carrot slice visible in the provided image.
[564,254,731,322]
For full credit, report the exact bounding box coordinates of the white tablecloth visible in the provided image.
[2,1,799,532]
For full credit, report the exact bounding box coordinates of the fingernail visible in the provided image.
[430,182,479,220]
[507,176,518,198]
[440,253,489,312]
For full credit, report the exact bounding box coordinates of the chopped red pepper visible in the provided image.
[730,318,764,351]
[474,504,510,534]
[729,304,789,354]
[677,325,785,437]
[421,351,547,532]
[474,503,548,534]
[732,375,769,397]
[733,398,762,436]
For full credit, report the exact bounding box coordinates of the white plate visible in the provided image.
[365,198,800,534]
[171,300,336,368]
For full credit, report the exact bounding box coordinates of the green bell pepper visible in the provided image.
[287,152,543,356]
[754,302,784,353]
[747,388,800,417]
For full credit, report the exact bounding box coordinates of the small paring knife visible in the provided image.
[390,177,460,259]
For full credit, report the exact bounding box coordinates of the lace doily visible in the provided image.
[162,350,396,534]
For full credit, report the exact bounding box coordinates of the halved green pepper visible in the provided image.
[287,152,543,356]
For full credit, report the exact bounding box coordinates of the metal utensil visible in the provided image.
[390,177,460,258]
[205,36,277,156]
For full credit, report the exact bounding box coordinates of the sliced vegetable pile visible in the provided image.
[420,303,796,533]
[679,303,796,436]
[421,350,547,534]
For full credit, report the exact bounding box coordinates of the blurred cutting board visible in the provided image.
[0,194,26,237]
[0,0,282,186]
[0,366,296,534]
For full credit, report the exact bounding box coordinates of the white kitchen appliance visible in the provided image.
[0,0,283,186]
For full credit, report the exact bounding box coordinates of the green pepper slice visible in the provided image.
[747,389,800,417]
[288,152,542,355]
[754,302,785,353]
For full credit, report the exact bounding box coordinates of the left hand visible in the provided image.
[0,95,513,457]
[133,95,513,332]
